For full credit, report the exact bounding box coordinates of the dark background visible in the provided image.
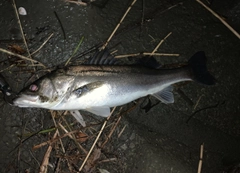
[0,0,240,172]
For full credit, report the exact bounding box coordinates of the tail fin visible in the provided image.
[188,51,216,85]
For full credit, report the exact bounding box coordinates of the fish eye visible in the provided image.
[29,84,38,91]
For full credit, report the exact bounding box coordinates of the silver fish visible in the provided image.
[13,51,215,119]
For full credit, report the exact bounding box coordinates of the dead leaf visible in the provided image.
[84,148,101,172]
[75,132,88,143]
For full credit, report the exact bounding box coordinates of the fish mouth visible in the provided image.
[13,94,39,107]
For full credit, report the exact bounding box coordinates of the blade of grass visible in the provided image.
[65,36,84,66]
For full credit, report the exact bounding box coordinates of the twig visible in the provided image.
[197,143,204,173]
[139,0,145,36]
[31,33,54,56]
[186,102,223,124]
[0,48,46,67]
[58,122,88,154]
[54,11,66,39]
[78,107,116,171]
[193,95,204,110]
[39,130,58,173]
[196,0,240,39]
[65,0,87,6]
[51,111,65,153]
[65,36,84,66]
[115,52,179,58]
[101,0,137,50]
[101,114,122,148]
[150,32,172,56]
[12,0,37,71]
[0,64,16,73]
[118,125,127,138]
[29,149,41,167]
[176,88,193,106]
[32,130,79,150]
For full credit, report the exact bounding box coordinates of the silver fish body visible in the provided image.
[13,51,215,117]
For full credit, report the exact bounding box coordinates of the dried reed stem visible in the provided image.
[115,52,179,58]
[31,33,54,56]
[150,32,172,56]
[39,130,58,173]
[78,107,116,171]
[12,0,39,72]
[197,143,204,173]
[0,48,46,67]
[101,0,137,50]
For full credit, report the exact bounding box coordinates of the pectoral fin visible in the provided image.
[152,85,174,104]
[70,110,86,127]
[86,106,111,117]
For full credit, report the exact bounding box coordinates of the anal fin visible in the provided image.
[152,85,174,104]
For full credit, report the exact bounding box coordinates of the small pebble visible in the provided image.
[18,7,27,15]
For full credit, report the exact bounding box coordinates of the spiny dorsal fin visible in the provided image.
[87,48,118,65]
[152,85,174,104]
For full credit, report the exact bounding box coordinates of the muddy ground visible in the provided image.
[0,0,240,172]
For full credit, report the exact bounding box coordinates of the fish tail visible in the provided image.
[188,51,216,85]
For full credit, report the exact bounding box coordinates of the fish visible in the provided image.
[13,50,215,125]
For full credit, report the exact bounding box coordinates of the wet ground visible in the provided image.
[0,0,240,172]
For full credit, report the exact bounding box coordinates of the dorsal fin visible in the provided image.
[137,55,162,69]
[87,48,119,65]
[128,54,162,69]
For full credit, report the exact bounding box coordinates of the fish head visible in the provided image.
[13,77,59,109]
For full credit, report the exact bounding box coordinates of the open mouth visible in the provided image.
[13,94,39,107]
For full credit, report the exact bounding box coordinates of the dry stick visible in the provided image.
[12,0,38,72]
[101,115,122,148]
[39,130,58,173]
[101,0,137,50]
[31,33,54,56]
[118,124,127,138]
[58,122,88,154]
[79,107,117,172]
[115,52,179,58]
[65,0,87,6]
[33,130,79,150]
[193,95,204,110]
[150,32,172,56]
[0,48,46,67]
[197,143,204,173]
[196,0,240,39]
[51,111,66,153]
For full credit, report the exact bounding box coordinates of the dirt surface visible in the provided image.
[0,0,240,172]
